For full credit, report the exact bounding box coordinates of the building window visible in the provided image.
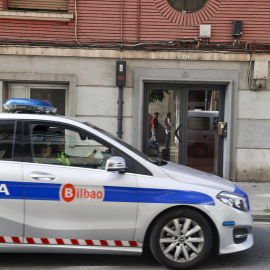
[30,88,66,116]
[8,0,68,11]
[8,83,68,116]
[168,0,208,13]
[155,0,221,26]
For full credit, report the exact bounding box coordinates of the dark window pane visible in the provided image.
[30,89,66,116]
[168,0,208,13]
[188,117,210,130]
[29,122,112,169]
[0,121,16,161]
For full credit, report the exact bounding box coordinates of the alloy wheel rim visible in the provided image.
[159,218,204,262]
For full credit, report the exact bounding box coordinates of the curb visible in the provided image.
[252,214,270,222]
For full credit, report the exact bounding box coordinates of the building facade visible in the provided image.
[0,0,270,182]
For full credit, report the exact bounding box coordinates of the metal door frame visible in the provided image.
[144,83,225,176]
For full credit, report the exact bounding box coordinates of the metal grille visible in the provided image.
[8,0,68,11]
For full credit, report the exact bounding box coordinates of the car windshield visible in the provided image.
[84,122,167,166]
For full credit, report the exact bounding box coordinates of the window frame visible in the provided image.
[25,120,152,176]
[154,0,221,26]
[8,0,69,12]
[0,0,73,21]
[9,83,68,116]
[28,121,113,170]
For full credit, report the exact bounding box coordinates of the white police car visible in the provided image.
[0,98,253,269]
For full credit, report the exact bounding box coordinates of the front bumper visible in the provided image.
[210,205,253,254]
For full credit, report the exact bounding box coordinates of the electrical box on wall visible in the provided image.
[217,122,227,137]
[200,25,211,38]
[253,61,269,80]
[233,20,243,37]
[116,61,126,86]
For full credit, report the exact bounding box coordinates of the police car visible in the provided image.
[0,98,253,269]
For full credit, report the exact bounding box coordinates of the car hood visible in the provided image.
[160,162,235,192]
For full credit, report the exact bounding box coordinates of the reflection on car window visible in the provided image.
[87,123,167,166]
[30,123,112,170]
[0,121,16,161]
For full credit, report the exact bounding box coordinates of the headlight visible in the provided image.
[217,192,248,212]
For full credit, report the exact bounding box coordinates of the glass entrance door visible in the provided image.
[185,90,221,174]
[145,84,224,176]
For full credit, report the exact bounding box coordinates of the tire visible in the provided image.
[149,208,213,270]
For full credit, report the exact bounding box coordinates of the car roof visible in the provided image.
[0,112,86,125]
[0,111,155,167]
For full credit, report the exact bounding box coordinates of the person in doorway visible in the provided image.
[151,112,159,141]
[165,112,172,149]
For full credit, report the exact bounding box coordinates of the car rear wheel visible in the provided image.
[150,208,213,269]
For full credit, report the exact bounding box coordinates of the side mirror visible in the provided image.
[105,156,127,173]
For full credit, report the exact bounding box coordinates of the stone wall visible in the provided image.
[0,48,269,181]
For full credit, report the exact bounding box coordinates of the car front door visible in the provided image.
[0,120,24,243]
[22,121,138,244]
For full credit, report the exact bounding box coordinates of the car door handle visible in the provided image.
[31,172,56,181]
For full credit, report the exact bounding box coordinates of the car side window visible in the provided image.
[0,121,16,161]
[30,123,112,170]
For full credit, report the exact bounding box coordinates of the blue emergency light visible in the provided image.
[3,98,57,114]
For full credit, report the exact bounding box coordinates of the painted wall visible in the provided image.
[0,0,270,44]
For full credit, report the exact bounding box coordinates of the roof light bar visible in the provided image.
[3,98,57,114]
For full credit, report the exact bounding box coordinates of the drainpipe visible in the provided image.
[137,0,140,41]
[121,0,123,43]
[116,61,126,139]
[74,0,81,45]
[118,86,124,139]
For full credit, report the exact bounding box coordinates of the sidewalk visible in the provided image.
[237,182,270,221]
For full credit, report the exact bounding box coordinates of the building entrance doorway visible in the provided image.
[144,84,225,176]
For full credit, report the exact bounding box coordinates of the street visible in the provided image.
[0,222,268,270]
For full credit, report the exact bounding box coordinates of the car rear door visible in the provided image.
[0,120,24,243]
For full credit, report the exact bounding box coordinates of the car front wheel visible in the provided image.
[150,208,213,269]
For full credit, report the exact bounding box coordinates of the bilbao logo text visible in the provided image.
[61,184,104,202]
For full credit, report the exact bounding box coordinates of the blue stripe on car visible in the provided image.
[0,181,23,199]
[0,181,61,201]
[24,182,61,201]
[0,181,215,205]
[103,186,138,202]
[104,186,215,205]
